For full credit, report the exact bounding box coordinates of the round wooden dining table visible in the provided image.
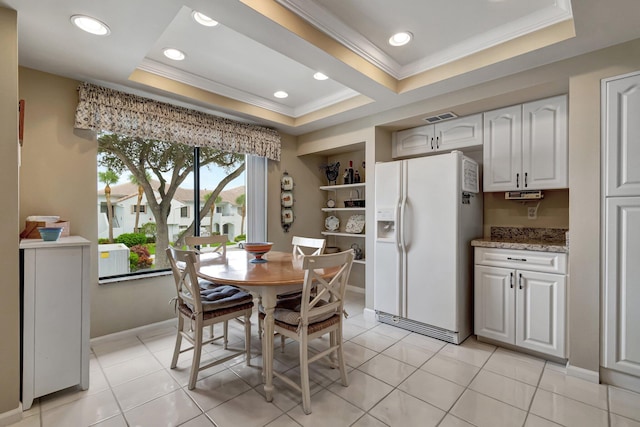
[196,250,337,402]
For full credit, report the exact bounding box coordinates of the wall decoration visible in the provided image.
[19,99,25,146]
[281,172,294,232]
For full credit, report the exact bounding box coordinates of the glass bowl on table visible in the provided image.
[37,227,63,241]
[243,242,273,263]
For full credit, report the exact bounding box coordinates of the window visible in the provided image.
[97,134,266,281]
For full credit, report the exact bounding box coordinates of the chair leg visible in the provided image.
[300,327,312,415]
[336,324,348,387]
[244,310,252,366]
[329,331,337,368]
[280,334,286,352]
[209,324,214,341]
[170,316,184,369]
[188,323,203,390]
[257,295,263,339]
[223,320,229,350]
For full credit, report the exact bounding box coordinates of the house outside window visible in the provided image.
[180,206,189,218]
[131,205,146,214]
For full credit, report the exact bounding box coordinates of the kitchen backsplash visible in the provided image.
[490,226,568,244]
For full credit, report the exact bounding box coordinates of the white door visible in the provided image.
[435,114,483,152]
[522,95,568,190]
[604,72,640,197]
[516,270,566,358]
[603,197,640,376]
[374,161,403,316]
[392,125,435,158]
[474,265,515,344]
[483,105,522,191]
[405,154,458,330]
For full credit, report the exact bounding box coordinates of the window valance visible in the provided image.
[74,82,281,160]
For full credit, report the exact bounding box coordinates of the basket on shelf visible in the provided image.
[343,189,365,207]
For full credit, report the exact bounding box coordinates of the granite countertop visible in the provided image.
[471,227,569,253]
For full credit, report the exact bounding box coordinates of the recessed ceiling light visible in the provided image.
[389,31,413,47]
[313,72,329,81]
[274,91,288,99]
[192,11,219,27]
[163,48,186,61]
[70,15,110,36]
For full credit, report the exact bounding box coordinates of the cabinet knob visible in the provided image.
[525,172,528,188]
[519,273,523,290]
[516,173,520,188]
[510,272,514,288]
[507,257,527,262]
[430,137,434,150]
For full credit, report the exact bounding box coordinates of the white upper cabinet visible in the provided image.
[392,125,434,158]
[483,95,568,192]
[604,72,640,197]
[392,114,483,158]
[483,105,522,191]
[435,114,483,152]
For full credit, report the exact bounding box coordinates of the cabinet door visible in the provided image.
[475,265,515,344]
[604,72,640,196]
[435,114,483,151]
[483,105,522,191]
[33,246,83,396]
[603,197,640,376]
[522,95,568,190]
[515,270,566,358]
[392,125,435,158]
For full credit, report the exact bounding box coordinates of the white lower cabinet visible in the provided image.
[21,236,91,410]
[474,248,567,358]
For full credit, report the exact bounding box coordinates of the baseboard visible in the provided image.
[90,318,175,345]
[363,308,376,321]
[346,285,365,294]
[0,404,22,427]
[566,363,600,384]
[601,367,640,393]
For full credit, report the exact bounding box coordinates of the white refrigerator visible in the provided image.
[374,151,482,344]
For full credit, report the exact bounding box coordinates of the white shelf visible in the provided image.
[320,183,366,191]
[321,207,365,212]
[322,231,366,238]
[353,259,366,265]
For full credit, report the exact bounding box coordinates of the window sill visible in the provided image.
[98,270,171,285]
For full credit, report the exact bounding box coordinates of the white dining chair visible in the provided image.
[166,246,253,390]
[260,250,354,414]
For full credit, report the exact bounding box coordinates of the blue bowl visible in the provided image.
[38,227,63,241]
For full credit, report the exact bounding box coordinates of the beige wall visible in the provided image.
[267,133,325,251]
[482,190,569,237]
[18,68,182,338]
[0,6,21,419]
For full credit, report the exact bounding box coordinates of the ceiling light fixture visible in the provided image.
[388,31,413,47]
[192,11,219,27]
[70,15,110,36]
[313,72,329,81]
[163,48,186,61]
[274,91,289,99]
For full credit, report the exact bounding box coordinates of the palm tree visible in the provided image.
[235,193,246,235]
[129,172,151,233]
[98,169,119,242]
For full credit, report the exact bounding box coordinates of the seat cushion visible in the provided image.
[260,297,336,326]
[185,284,253,312]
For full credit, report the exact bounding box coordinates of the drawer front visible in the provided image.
[475,247,567,274]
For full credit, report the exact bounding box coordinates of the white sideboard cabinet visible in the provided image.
[21,236,91,410]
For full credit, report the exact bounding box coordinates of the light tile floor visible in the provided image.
[11,291,640,427]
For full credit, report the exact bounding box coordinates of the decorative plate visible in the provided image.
[326,198,336,208]
[345,214,365,234]
[281,191,293,207]
[325,215,340,231]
